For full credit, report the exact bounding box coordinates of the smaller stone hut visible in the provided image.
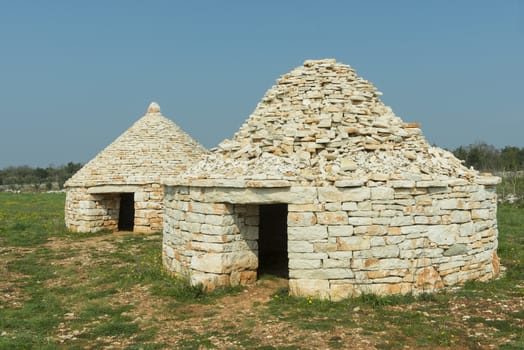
[65,102,208,233]
[162,59,501,300]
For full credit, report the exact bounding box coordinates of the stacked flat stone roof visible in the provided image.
[66,102,208,188]
[175,59,487,187]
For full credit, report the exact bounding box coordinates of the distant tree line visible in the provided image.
[0,162,83,191]
[451,143,524,172]
[451,143,524,204]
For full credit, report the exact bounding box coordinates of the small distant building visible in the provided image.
[65,102,208,233]
[162,59,501,299]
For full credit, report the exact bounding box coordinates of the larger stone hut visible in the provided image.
[163,59,501,300]
[65,102,208,233]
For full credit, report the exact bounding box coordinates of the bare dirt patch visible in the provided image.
[5,232,521,349]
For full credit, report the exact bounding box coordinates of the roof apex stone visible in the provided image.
[147,101,161,115]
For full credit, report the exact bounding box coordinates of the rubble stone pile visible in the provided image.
[182,59,473,186]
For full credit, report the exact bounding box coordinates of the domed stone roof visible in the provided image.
[181,59,478,186]
[66,102,208,187]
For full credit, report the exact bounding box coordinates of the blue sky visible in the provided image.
[0,0,522,168]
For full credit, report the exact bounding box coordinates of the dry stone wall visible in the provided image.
[65,187,120,232]
[65,184,164,233]
[163,174,499,300]
[163,59,501,299]
[65,102,208,233]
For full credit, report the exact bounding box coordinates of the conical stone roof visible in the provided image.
[181,59,479,186]
[66,102,208,187]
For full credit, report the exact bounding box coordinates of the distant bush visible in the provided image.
[451,143,524,204]
[452,143,524,173]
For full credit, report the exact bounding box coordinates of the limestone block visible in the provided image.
[337,236,370,250]
[189,202,233,215]
[427,225,457,245]
[241,226,259,240]
[322,258,350,268]
[390,215,414,226]
[341,202,358,211]
[318,187,370,202]
[289,279,330,299]
[179,221,201,233]
[288,203,324,212]
[329,283,358,301]
[185,212,206,223]
[361,283,412,296]
[230,271,257,286]
[390,180,415,188]
[385,236,405,245]
[79,200,96,209]
[471,209,490,220]
[354,225,387,235]
[316,211,348,225]
[325,202,342,211]
[379,258,412,270]
[469,190,487,201]
[450,210,471,223]
[371,245,400,258]
[327,225,354,237]
[200,224,238,235]
[288,212,317,226]
[459,222,474,237]
[288,240,314,253]
[439,260,466,272]
[134,192,149,202]
[288,226,327,241]
[205,214,235,226]
[288,252,328,260]
[334,179,366,187]
[347,217,372,226]
[289,268,354,279]
[443,244,468,256]
[199,186,317,204]
[313,242,337,252]
[371,187,395,200]
[191,251,258,274]
[439,198,465,210]
[415,266,443,292]
[289,259,322,269]
[190,273,230,291]
[370,237,385,246]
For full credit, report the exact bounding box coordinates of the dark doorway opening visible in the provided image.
[258,204,288,278]
[118,193,135,231]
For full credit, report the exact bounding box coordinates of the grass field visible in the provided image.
[0,193,522,349]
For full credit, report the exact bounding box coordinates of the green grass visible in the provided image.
[0,193,522,349]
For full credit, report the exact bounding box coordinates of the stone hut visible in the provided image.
[162,59,501,300]
[65,102,208,233]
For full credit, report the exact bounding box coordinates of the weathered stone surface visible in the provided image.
[337,236,370,250]
[288,226,328,241]
[371,187,395,200]
[443,244,468,256]
[65,103,208,233]
[289,279,330,299]
[327,225,354,237]
[287,212,317,226]
[198,186,317,204]
[161,59,501,299]
[191,251,258,274]
[316,211,348,225]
